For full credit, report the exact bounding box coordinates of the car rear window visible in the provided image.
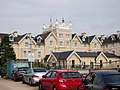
[33,68,47,72]
[18,68,28,71]
[103,74,120,83]
[61,72,82,78]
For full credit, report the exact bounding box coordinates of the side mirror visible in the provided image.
[42,75,46,78]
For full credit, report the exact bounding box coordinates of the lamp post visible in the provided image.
[28,33,34,68]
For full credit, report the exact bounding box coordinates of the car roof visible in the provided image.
[91,70,120,76]
[16,67,29,69]
[50,69,78,73]
[31,68,46,69]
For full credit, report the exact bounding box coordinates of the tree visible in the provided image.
[0,37,16,67]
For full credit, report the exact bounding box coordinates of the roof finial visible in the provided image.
[50,16,52,23]
[69,21,72,28]
[62,18,65,23]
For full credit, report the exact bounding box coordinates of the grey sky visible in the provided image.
[0,0,120,36]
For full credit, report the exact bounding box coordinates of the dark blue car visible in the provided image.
[82,70,120,90]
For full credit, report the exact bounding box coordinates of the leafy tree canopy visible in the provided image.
[0,37,16,67]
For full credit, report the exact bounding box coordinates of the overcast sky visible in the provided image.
[0,0,120,36]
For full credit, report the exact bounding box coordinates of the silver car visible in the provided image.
[22,68,47,85]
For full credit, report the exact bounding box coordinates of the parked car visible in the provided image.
[80,70,120,90]
[11,67,29,81]
[39,69,83,90]
[22,68,47,86]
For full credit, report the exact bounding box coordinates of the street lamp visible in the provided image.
[28,33,34,68]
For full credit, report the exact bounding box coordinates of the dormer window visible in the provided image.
[37,37,41,43]
[37,36,42,44]
[9,35,14,41]
[111,35,115,41]
[82,36,86,41]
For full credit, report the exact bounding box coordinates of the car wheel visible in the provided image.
[39,82,44,90]
[29,79,33,86]
[22,78,25,84]
[53,86,57,90]
[11,75,13,80]
[13,77,16,81]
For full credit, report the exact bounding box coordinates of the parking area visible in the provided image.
[0,76,39,90]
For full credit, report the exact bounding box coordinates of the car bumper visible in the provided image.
[31,78,40,84]
[56,84,78,90]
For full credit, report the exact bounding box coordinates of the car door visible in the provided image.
[47,71,58,90]
[85,73,103,90]
[92,73,103,90]
[24,69,32,83]
[84,73,95,90]
[42,71,53,90]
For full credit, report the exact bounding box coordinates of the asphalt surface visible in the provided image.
[0,76,38,90]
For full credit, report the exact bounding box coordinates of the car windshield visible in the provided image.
[61,72,82,78]
[103,74,120,83]
[33,68,47,72]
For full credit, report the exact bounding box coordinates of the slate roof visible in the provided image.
[34,31,51,44]
[72,33,77,39]
[103,34,120,44]
[44,55,50,61]
[76,52,100,57]
[104,52,118,58]
[13,34,26,43]
[45,51,119,61]
[52,51,73,60]
[79,35,95,44]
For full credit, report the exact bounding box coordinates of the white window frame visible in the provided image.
[66,41,70,47]
[59,34,63,39]
[9,35,14,41]
[38,51,41,59]
[50,40,53,47]
[25,42,29,47]
[66,34,70,39]
[23,51,27,59]
[74,42,77,48]
[112,43,115,48]
[59,41,63,47]
[94,43,97,48]
[37,37,41,43]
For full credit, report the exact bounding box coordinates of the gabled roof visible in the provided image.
[13,34,26,42]
[71,33,82,43]
[44,55,50,61]
[76,52,100,57]
[104,52,118,58]
[52,51,73,60]
[72,33,76,39]
[103,34,120,44]
[79,35,95,44]
[34,31,51,44]
[44,51,119,62]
